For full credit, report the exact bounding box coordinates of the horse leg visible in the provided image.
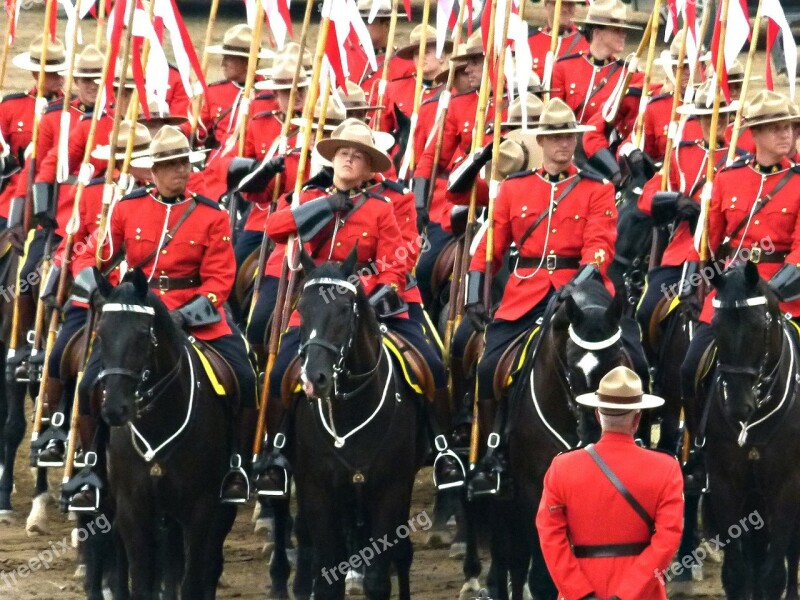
[116,503,158,600]
[393,535,413,600]
[720,538,750,600]
[202,505,236,600]
[786,523,800,600]
[25,466,51,534]
[425,487,455,548]
[293,507,315,600]
[112,522,131,600]
[269,496,292,599]
[312,507,347,600]
[460,494,484,600]
[180,501,218,599]
[81,512,112,600]
[0,380,27,515]
[761,492,799,600]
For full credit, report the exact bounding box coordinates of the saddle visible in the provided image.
[646,294,681,352]
[191,340,239,402]
[280,331,436,405]
[492,328,540,400]
[430,238,459,299]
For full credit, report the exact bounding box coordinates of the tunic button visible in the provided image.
[161,249,168,254]
[362,232,368,237]
[590,102,596,107]
[136,227,141,233]
[135,235,141,240]
[336,241,342,247]
[160,290,165,295]
[754,220,760,225]
[551,228,557,233]
[190,240,196,245]
[522,205,527,211]
[782,208,788,213]
[521,213,526,217]
[574,214,580,220]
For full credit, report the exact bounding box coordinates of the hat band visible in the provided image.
[31,55,65,66]
[747,111,791,123]
[596,392,644,405]
[222,43,251,53]
[151,146,192,161]
[538,122,581,131]
[586,17,629,27]
[116,141,151,154]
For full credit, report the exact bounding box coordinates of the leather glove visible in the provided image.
[475,140,494,165]
[412,176,429,233]
[305,166,334,190]
[6,224,25,253]
[623,148,656,182]
[465,302,490,332]
[169,309,187,331]
[676,195,700,221]
[326,191,353,213]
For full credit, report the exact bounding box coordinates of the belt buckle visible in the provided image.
[750,247,762,264]
[546,254,557,271]
[158,275,170,291]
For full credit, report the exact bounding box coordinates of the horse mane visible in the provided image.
[108,271,184,343]
[552,279,614,332]
[305,261,381,334]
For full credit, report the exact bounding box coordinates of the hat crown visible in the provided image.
[28,34,66,62]
[222,24,256,51]
[270,57,308,83]
[538,98,579,128]
[495,139,527,177]
[597,366,644,398]
[357,0,391,14]
[507,93,545,122]
[745,90,792,121]
[331,121,378,148]
[281,42,313,67]
[409,24,437,46]
[465,30,483,53]
[339,80,369,107]
[116,121,152,152]
[149,125,190,159]
[75,44,104,73]
[312,95,347,122]
[586,0,629,23]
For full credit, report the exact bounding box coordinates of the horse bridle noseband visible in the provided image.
[299,277,382,399]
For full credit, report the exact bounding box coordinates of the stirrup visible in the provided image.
[253,433,292,498]
[62,453,102,514]
[32,413,68,467]
[219,454,250,505]
[432,435,466,490]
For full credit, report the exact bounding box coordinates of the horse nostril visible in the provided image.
[315,372,328,387]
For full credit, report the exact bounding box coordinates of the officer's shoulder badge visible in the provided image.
[506,169,535,180]
[121,186,150,201]
[725,155,751,170]
[191,192,222,210]
[0,91,29,103]
[578,169,607,184]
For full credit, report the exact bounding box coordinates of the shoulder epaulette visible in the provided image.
[578,169,609,184]
[255,91,275,100]
[252,110,278,121]
[120,186,151,201]
[557,51,583,62]
[1,91,29,102]
[452,89,476,99]
[506,169,535,180]
[626,87,643,98]
[379,178,407,194]
[207,79,228,87]
[528,27,546,37]
[724,155,751,170]
[678,139,699,148]
[364,189,390,202]
[650,92,672,102]
[190,192,221,210]
[44,101,63,114]
[87,176,106,186]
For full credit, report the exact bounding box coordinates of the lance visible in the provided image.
[423,0,468,223]
[188,0,221,143]
[246,0,315,333]
[697,0,732,264]
[7,0,59,382]
[95,0,106,48]
[632,0,664,149]
[29,0,87,456]
[542,0,563,102]
[60,0,138,494]
[228,0,267,238]
[252,8,332,464]
[0,0,16,92]
[727,0,763,162]
[314,70,333,146]
[370,0,401,128]
[397,0,433,180]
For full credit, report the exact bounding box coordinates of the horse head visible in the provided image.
[296,245,381,400]
[710,261,786,423]
[93,267,180,427]
[556,279,628,442]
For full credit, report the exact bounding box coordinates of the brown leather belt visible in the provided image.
[572,542,649,558]
[149,274,201,292]
[726,249,788,264]
[516,255,580,270]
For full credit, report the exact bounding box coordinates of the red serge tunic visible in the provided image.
[469,165,617,321]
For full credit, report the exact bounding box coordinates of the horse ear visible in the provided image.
[604,291,624,325]
[93,267,113,299]
[299,246,317,275]
[564,294,582,324]
[744,260,760,289]
[130,268,149,300]
[342,242,359,276]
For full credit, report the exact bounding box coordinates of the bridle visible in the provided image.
[299,277,382,400]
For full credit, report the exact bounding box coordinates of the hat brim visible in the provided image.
[359,10,407,19]
[503,129,542,171]
[450,49,484,64]
[316,137,392,173]
[373,130,395,153]
[138,115,189,127]
[289,117,346,132]
[72,70,104,79]
[529,124,596,135]
[343,102,380,112]
[677,100,739,116]
[130,150,207,169]
[205,45,274,59]
[433,63,467,85]
[396,40,453,60]
[13,53,67,72]
[91,145,151,161]
[743,113,798,129]
[576,18,643,31]
[728,75,763,84]
[93,77,137,89]
[575,392,665,410]
[255,78,312,91]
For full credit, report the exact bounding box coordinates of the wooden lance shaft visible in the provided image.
[371,0,401,129]
[0,0,16,92]
[542,0,563,102]
[253,14,333,461]
[188,0,221,142]
[632,0,664,149]
[603,9,654,124]
[660,18,691,193]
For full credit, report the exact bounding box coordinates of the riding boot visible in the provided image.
[220,408,258,504]
[467,396,509,498]
[428,391,465,490]
[65,416,102,512]
[253,398,293,498]
[35,377,66,465]
[9,293,36,381]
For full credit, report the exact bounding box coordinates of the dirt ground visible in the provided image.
[0,3,793,599]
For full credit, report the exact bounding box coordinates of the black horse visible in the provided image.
[92,268,236,599]
[289,249,425,600]
[461,280,644,600]
[607,191,653,317]
[698,261,800,599]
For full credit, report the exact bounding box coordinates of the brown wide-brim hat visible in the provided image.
[338,80,379,112]
[433,43,469,85]
[451,30,484,64]
[92,121,152,161]
[576,366,664,410]
[677,80,739,116]
[316,121,392,173]
[206,24,274,59]
[138,100,188,127]
[726,59,763,85]
[290,95,348,132]
[396,24,453,60]
[94,64,143,90]
[329,117,395,152]
[501,90,545,128]
[357,0,406,19]
[529,98,595,135]
[72,44,104,78]
[741,89,797,129]
[576,0,643,31]
[505,129,543,171]
[255,58,312,90]
[130,125,207,169]
[13,35,68,72]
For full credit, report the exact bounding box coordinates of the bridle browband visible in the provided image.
[567,324,623,351]
[300,277,382,399]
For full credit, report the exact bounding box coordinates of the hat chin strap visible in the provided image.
[567,325,622,351]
